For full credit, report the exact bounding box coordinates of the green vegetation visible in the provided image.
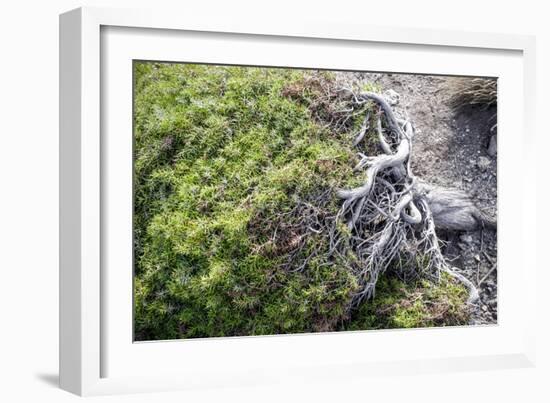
[345,273,469,330]
[133,62,470,340]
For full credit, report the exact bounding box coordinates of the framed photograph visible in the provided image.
[60,6,537,396]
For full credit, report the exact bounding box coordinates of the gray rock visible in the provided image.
[384,89,400,106]
[488,135,497,156]
[477,156,491,172]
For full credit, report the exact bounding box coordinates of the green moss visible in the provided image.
[133,62,365,340]
[133,62,470,340]
[345,273,470,331]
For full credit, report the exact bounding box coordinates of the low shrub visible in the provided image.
[133,62,469,340]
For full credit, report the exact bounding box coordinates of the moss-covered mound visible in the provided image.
[345,273,469,330]
[133,62,469,340]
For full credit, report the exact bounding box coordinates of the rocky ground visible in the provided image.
[350,72,498,325]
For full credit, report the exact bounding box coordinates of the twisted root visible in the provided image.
[331,91,491,307]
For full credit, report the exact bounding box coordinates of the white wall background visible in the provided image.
[0,1,547,401]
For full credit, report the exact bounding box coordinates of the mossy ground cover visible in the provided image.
[133,62,470,340]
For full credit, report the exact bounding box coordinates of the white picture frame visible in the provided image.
[59,6,537,396]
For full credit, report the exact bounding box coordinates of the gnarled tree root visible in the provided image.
[331,90,494,308]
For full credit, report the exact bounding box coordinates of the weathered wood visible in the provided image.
[414,182,496,232]
[333,90,493,306]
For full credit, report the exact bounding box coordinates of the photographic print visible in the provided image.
[133,62,497,341]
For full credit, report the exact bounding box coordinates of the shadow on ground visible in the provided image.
[35,372,59,388]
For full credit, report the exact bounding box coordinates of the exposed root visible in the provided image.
[328,90,492,307]
[415,182,497,232]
